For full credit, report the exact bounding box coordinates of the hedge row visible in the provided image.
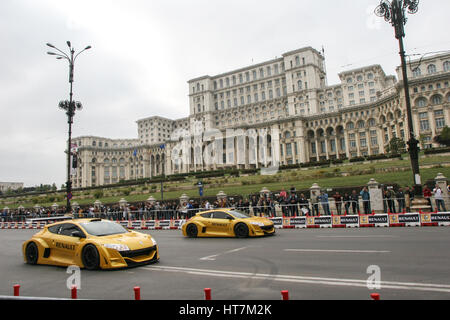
[424,147,450,155]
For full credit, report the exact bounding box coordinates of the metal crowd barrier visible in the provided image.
[1,196,448,222]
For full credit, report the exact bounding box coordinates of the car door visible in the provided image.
[209,211,234,236]
[40,224,62,261]
[53,223,85,264]
[198,212,213,234]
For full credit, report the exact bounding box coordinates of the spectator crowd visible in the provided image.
[1,184,449,222]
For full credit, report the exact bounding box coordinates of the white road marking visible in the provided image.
[200,247,248,261]
[316,235,398,238]
[284,249,391,253]
[143,265,450,293]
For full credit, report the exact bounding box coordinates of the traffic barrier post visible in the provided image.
[71,285,77,299]
[281,290,289,300]
[13,284,20,297]
[370,293,380,300]
[204,288,211,300]
[134,286,141,300]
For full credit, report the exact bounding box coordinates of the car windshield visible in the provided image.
[80,220,128,236]
[228,210,251,219]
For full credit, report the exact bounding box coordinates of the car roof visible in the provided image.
[45,218,103,228]
[195,208,234,216]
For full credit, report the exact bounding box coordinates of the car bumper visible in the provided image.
[102,245,160,269]
[250,225,276,237]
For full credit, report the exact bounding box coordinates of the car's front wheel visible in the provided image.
[234,223,249,238]
[186,223,198,238]
[25,242,39,265]
[82,244,100,270]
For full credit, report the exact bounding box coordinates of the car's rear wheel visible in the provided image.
[82,244,100,270]
[234,223,249,238]
[186,223,198,238]
[25,242,38,265]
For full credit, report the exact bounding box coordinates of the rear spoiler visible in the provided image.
[25,216,73,224]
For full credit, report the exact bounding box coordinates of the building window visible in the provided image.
[320,141,326,153]
[431,95,443,105]
[412,67,421,77]
[311,142,316,154]
[427,64,437,74]
[435,118,445,129]
[444,61,450,72]
[420,120,430,131]
[286,143,292,156]
[330,140,336,152]
[370,136,378,146]
[340,138,346,150]
[416,97,427,107]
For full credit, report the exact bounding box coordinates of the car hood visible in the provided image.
[245,217,274,225]
[93,232,156,250]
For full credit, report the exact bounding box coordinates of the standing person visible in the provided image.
[350,190,360,215]
[279,188,287,202]
[310,192,319,216]
[433,186,447,212]
[250,195,258,217]
[277,191,288,217]
[299,193,310,216]
[343,192,351,215]
[396,188,406,213]
[404,186,412,212]
[320,191,331,216]
[423,185,433,211]
[360,187,371,215]
[384,189,395,213]
[287,191,299,217]
[333,192,343,215]
[268,198,276,217]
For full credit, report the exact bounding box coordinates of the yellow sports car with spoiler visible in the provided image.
[22,219,159,270]
[182,209,275,238]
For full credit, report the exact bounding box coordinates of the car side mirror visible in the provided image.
[226,216,234,220]
[71,230,85,238]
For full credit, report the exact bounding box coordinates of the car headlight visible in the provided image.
[250,221,265,227]
[103,243,130,252]
[150,237,157,246]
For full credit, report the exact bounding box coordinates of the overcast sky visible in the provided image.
[1,0,449,188]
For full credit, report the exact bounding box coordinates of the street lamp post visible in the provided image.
[375,1,427,207]
[47,41,91,214]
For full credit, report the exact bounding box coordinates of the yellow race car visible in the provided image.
[23,218,159,270]
[182,209,275,238]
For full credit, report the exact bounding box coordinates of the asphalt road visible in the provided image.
[2,227,450,300]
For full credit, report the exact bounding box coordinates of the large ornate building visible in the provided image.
[72,47,450,188]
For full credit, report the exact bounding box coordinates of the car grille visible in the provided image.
[120,245,156,258]
[260,225,274,231]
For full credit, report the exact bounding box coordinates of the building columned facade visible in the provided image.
[72,47,450,188]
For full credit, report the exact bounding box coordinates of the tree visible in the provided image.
[385,137,406,155]
[434,126,450,146]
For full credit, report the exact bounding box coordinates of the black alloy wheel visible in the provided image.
[25,242,39,265]
[234,223,249,238]
[186,224,198,238]
[82,244,100,270]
